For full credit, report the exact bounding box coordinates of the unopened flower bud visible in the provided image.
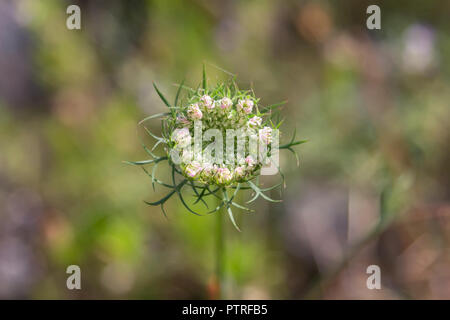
[187,103,203,120]
[219,97,233,110]
[237,99,254,114]
[201,95,215,110]
[259,126,273,144]
[185,161,202,178]
[248,116,262,128]
[234,166,246,179]
[216,167,233,184]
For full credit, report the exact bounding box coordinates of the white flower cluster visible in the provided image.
[169,94,274,186]
[181,154,258,185]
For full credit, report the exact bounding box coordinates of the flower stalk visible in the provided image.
[215,194,225,299]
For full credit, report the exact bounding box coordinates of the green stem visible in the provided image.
[215,196,225,299]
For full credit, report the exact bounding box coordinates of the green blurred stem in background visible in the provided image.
[215,190,226,299]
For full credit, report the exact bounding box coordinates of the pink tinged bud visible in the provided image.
[201,95,215,110]
[186,168,196,177]
[248,116,262,127]
[237,100,244,113]
[237,98,254,114]
[245,155,255,167]
[216,167,233,184]
[259,126,273,144]
[187,103,203,120]
[185,161,202,178]
[219,97,232,110]
[244,99,254,113]
[234,166,245,178]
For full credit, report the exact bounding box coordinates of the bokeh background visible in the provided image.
[0,0,449,299]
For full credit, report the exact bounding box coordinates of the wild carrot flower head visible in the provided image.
[126,67,306,230]
[167,83,268,186]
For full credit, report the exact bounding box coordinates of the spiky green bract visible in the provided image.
[126,71,305,230]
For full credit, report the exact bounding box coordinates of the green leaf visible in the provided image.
[151,139,165,152]
[283,146,300,166]
[144,167,188,208]
[138,112,170,125]
[144,189,176,206]
[246,181,282,203]
[207,200,224,215]
[202,64,207,92]
[123,159,155,166]
[231,201,254,212]
[153,82,171,108]
[260,100,287,113]
[174,79,185,106]
[171,166,203,216]
[142,125,165,143]
[141,166,173,189]
[275,119,284,129]
[290,139,308,146]
[150,163,159,191]
[205,186,222,199]
[141,142,158,158]
[160,203,169,219]
[189,181,208,208]
[173,83,195,93]
[223,189,241,231]
[259,182,283,192]
[230,183,241,202]
[227,207,241,232]
[178,188,203,216]
[193,185,209,205]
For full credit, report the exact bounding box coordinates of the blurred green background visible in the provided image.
[0,0,449,299]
